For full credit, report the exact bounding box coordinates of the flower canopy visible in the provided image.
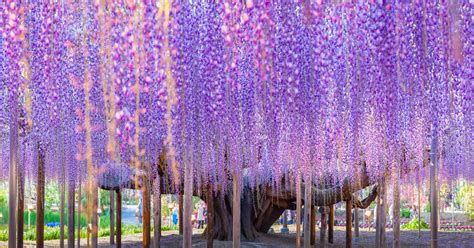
[0,1,472,192]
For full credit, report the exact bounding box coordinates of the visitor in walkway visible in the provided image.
[197,202,206,229]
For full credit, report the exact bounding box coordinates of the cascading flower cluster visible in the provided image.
[0,1,472,193]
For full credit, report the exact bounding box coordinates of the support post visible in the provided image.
[67,176,75,248]
[60,166,65,248]
[36,146,45,248]
[17,158,24,248]
[303,177,312,248]
[328,205,334,244]
[206,186,214,248]
[296,174,302,248]
[310,206,316,245]
[232,172,241,248]
[77,178,81,248]
[110,191,115,245]
[430,133,438,248]
[179,193,184,235]
[281,210,289,234]
[8,93,18,248]
[153,177,161,248]
[354,207,359,238]
[91,183,99,248]
[346,200,352,248]
[320,207,328,247]
[376,179,387,248]
[116,189,122,248]
[418,182,421,238]
[393,165,401,248]
[143,176,151,248]
[183,160,194,248]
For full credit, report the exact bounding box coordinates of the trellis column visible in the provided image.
[296,174,302,248]
[346,200,352,248]
[206,186,214,248]
[328,205,334,244]
[8,93,18,248]
[232,172,241,248]
[430,133,439,248]
[36,145,45,248]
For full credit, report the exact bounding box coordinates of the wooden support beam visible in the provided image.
[296,174,302,248]
[430,134,439,248]
[60,166,65,248]
[153,177,161,248]
[179,193,184,235]
[67,176,75,248]
[393,165,401,248]
[320,207,328,246]
[232,172,241,248]
[376,179,387,248]
[183,160,194,248]
[143,177,151,248]
[116,189,122,248]
[110,191,115,245]
[303,177,312,248]
[91,184,99,248]
[354,207,359,238]
[36,146,45,248]
[77,179,81,248]
[310,206,316,245]
[346,200,352,248]
[328,205,334,244]
[206,186,214,248]
[8,94,18,248]
[17,158,24,248]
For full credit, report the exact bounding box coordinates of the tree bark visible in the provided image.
[36,146,45,248]
[328,205,334,244]
[346,200,352,248]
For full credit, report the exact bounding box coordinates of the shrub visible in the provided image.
[401,217,429,230]
[401,208,411,218]
[0,229,7,241]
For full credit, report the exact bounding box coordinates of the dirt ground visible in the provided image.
[2,226,474,247]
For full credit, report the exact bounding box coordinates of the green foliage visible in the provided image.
[401,208,411,218]
[456,183,474,220]
[401,217,429,230]
[0,188,7,208]
[0,224,160,241]
[424,203,431,213]
[0,229,6,241]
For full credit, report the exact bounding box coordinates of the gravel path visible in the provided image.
[2,226,473,247]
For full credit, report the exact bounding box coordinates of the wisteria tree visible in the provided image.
[0,0,472,246]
